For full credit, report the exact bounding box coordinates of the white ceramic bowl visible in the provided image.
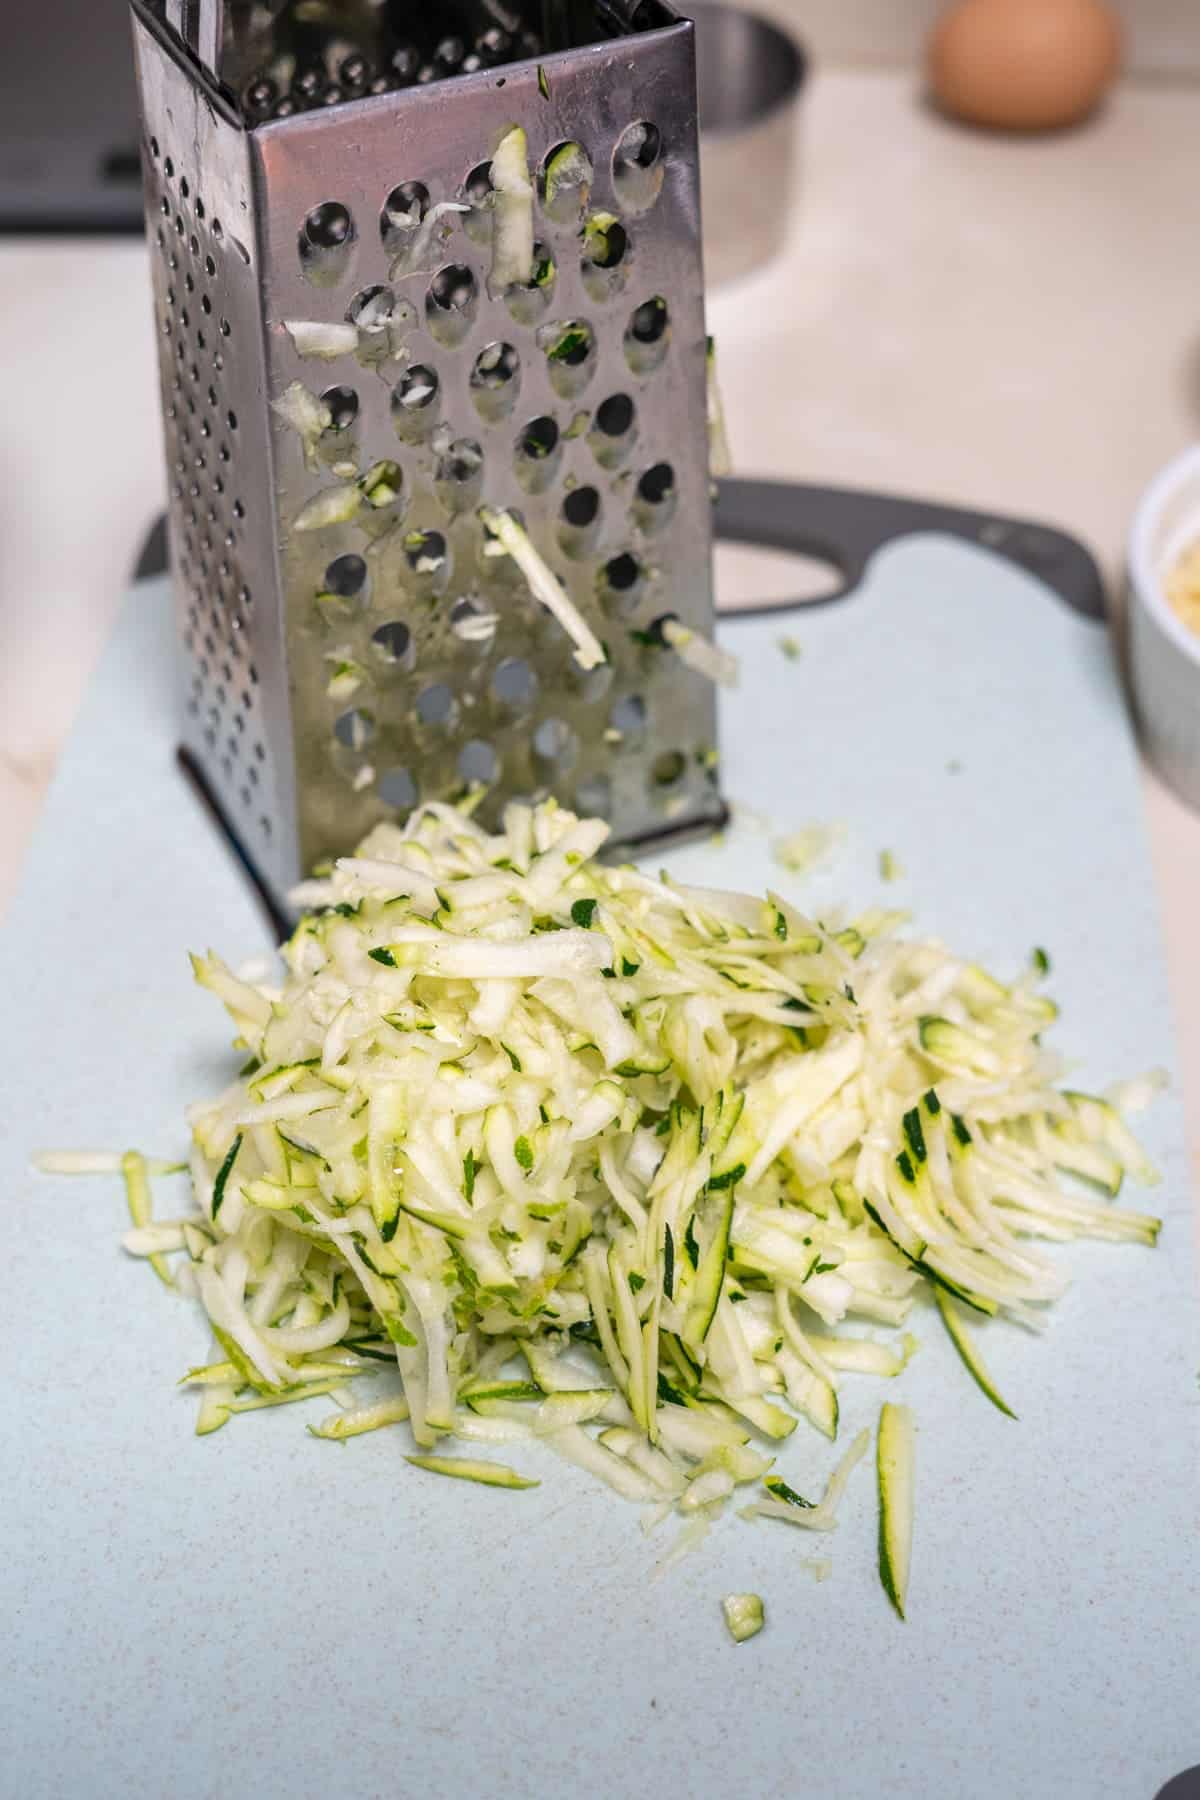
[1128,443,1200,811]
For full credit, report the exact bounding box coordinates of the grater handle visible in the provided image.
[713,477,1106,622]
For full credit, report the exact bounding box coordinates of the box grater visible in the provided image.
[130,0,724,904]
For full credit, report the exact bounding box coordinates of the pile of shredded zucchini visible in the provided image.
[40,798,1163,1580]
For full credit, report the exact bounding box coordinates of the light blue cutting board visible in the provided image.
[3,537,1196,1800]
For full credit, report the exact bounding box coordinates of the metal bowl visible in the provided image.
[683,1,807,287]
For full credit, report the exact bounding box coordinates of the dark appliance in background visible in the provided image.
[1,0,144,231]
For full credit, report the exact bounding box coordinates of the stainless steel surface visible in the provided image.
[685,1,805,288]
[131,1,722,895]
[133,6,297,897]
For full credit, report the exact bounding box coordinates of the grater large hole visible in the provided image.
[589,393,638,469]
[514,414,562,494]
[558,485,602,560]
[613,122,664,214]
[461,161,495,246]
[502,241,556,324]
[492,657,538,712]
[371,621,414,669]
[452,597,498,645]
[651,749,687,790]
[348,283,396,333]
[538,318,596,400]
[299,201,356,286]
[426,264,478,346]
[324,553,367,600]
[380,181,429,254]
[598,551,645,614]
[470,341,521,422]
[624,295,670,374]
[582,212,628,271]
[540,143,593,226]
[392,364,441,441]
[363,459,404,509]
[532,716,578,775]
[459,739,500,787]
[610,692,647,745]
[417,682,458,729]
[404,529,449,590]
[635,461,677,531]
[580,211,629,303]
[321,385,359,432]
[379,766,419,812]
[334,707,375,750]
[435,438,484,513]
[575,773,613,818]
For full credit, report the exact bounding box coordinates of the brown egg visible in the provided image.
[929,0,1122,132]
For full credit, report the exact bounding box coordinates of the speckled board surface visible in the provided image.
[3,540,1196,1800]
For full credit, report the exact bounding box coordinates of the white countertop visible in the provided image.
[2,64,1197,1178]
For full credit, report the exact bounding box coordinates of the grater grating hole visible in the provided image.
[371,621,414,669]
[540,143,593,226]
[568,654,613,705]
[538,318,596,399]
[299,201,355,286]
[580,209,629,305]
[435,438,484,513]
[589,392,638,468]
[379,766,418,811]
[321,385,359,431]
[598,551,645,614]
[492,657,537,711]
[635,461,677,532]
[362,458,404,511]
[624,295,670,374]
[582,212,628,271]
[404,529,447,579]
[651,749,687,789]
[610,692,647,744]
[532,717,578,774]
[461,162,494,246]
[452,597,497,646]
[416,683,457,730]
[470,341,520,422]
[515,414,561,494]
[324,553,367,598]
[380,181,429,255]
[558,485,601,560]
[459,739,500,787]
[575,773,612,818]
[348,283,395,334]
[392,364,440,441]
[426,264,478,347]
[334,707,375,750]
[613,122,664,214]
[502,241,556,324]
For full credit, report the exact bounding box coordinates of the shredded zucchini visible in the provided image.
[489,125,534,288]
[39,797,1164,1613]
[722,1592,764,1642]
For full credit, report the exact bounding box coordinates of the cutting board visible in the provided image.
[3,520,1196,1800]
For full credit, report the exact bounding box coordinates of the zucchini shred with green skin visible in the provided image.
[41,797,1164,1602]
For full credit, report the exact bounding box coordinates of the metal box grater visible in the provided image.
[130,0,724,902]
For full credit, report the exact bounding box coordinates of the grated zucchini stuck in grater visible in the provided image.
[130,0,725,903]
